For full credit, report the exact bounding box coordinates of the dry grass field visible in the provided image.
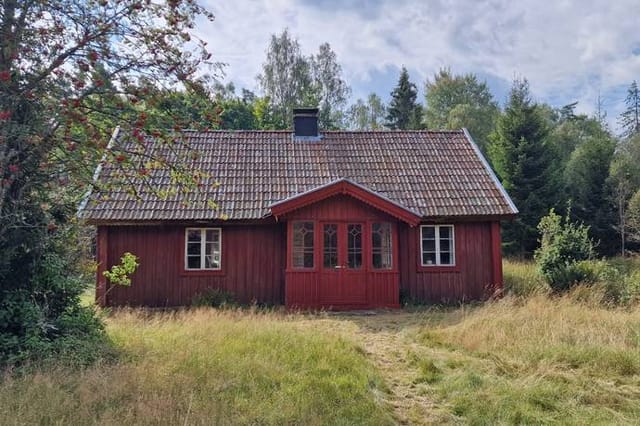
[2,260,640,425]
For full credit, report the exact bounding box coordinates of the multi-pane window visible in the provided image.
[372,222,392,269]
[323,224,338,268]
[185,228,221,270]
[347,224,363,269]
[421,225,455,266]
[293,221,314,268]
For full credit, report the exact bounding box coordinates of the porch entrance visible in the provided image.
[274,180,421,309]
[318,222,367,304]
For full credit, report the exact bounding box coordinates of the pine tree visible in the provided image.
[386,67,423,129]
[619,80,640,138]
[489,79,557,256]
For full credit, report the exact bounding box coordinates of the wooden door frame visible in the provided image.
[284,217,401,309]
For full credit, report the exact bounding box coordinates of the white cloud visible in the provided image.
[199,0,640,125]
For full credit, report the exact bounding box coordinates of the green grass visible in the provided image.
[0,308,392,425]
[503,258,549,297]
[3,260,640,425]
[411,295,640,424]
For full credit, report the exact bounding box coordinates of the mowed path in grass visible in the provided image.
[305,312,452,424]
[304,297,640,425]
[2,297,640,425]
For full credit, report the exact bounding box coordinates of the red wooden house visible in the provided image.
[80,108,517,309]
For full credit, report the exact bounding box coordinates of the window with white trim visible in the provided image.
[185,228,221,270]
[420,225,455,266]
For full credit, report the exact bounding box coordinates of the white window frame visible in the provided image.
[420,225,455,267]
[185,228,222,271]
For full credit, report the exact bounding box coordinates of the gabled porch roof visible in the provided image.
[269,178,422,226]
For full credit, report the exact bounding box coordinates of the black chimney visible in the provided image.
[293,107,319,138]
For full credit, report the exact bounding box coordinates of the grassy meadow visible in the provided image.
[1,259,640,425]
[0,309,393,425]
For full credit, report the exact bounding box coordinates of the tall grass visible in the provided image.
[3,260,640,424]
[413,295,640,424]
[503,259,549,297]
[0,308,392,425]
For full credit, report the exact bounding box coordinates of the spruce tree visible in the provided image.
[563,132,616,255]
[386,67,423,129]
[619,80,640,138]
[489,79,557,256]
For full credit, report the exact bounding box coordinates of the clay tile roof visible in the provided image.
[79,129,518,223]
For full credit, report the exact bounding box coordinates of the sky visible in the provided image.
[197,0,640,129]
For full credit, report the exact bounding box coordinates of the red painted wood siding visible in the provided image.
[283,195,400,309]
[284,195,393,223]
[96,208,503,307]
[100,224,286,307]
[398,221,498,303]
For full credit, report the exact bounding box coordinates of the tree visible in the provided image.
[619,80,640,138]
[144,86,221,130]
[563,131,616,254]
[424,68,499,150]
[211,83,258,130]
[310,43,350,129]
[608,134,640,255]
[257,31,350,130]
[538,103,619,254]
[347,93,386,130]
[626,189,640,242]
[546,109,609,164]
[595,92,608,126]
[0,0,215,364]
[386,67,423,130]
[252,96,281,130]
[627,189,640,244]
[488,79,557,256]
[257,29,314,129]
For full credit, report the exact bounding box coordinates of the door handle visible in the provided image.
[334,265,344,269]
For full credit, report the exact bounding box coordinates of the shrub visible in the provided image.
[103,252,138,287]
[599,267,640,306]
[562,258,640,307]
[534,209,595,291]
[0,225,112,367]
[192,288,238,308]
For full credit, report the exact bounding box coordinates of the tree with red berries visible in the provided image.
[0,0,217,364]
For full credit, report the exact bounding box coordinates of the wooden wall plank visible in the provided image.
[104,223,286,307]
[399,222,494,303]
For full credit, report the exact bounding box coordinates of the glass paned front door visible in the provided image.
[347,224,363,269]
